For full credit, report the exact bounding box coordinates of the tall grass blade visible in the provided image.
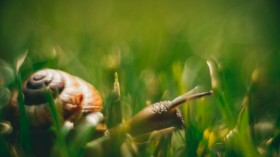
[105,72,122,128]
[16,72,31,156]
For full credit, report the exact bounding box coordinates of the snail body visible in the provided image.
[22,69,103,129]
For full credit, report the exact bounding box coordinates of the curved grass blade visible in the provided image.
[68,113,103,157]
[15,51,28,73]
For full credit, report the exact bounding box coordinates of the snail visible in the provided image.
[15,69,212,133]
[5,69,213,157]
[21,69,103,129]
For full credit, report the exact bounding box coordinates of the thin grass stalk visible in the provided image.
[106,72,122,128]
[16,72,31,156]
[236,97,259,157]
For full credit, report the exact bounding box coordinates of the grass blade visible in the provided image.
[207,59,235,128]
[16,72,31,156]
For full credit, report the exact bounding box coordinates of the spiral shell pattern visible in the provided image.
[23,69,103,128]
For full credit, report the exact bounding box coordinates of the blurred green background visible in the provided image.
[1,0,279,116]
[1,0,280,156]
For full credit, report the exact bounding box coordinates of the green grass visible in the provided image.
[1,0,280,156]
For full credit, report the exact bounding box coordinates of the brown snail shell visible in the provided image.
[23,69,103,129]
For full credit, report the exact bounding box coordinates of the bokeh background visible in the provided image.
[1,0,280,156]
